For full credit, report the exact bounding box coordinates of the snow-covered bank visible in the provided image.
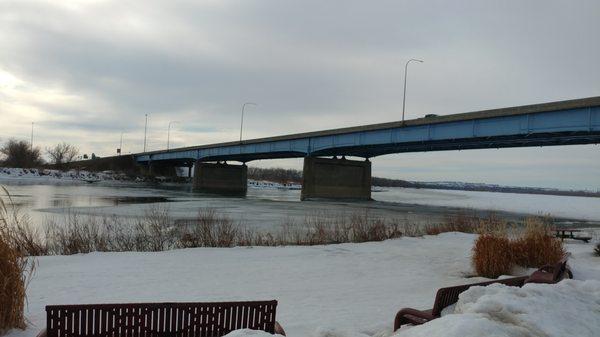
[394,280,600,337]
[7,233,600,337]
[0,167,133,183]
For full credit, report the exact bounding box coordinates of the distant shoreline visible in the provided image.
[379,181,600,199]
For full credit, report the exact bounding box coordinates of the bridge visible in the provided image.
[135,96,600,200]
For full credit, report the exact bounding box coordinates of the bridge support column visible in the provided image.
[192,161,247,195]
[301,157,371,200]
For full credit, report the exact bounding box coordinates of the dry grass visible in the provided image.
[426,212,480,235]
[282,211,404,246]
[472,234,513,278]
[0,186,34,335]
[177,208,238,248]
[471,216,565,278]
[45,212,107,255]
[511,217,564,268]
[10,208,415,255]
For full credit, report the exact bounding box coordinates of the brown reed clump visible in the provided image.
[177,208,238,248]
[426,211,480,235]
[471,216,565,278]
[0,186,34,335]
[472,233,514,278]
[511,217,564,268]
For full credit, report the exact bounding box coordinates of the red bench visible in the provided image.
[393,276,527,331]
[38,300,286,337]
[525,254,572,284]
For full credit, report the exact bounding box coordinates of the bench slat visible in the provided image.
[46,301,279,337]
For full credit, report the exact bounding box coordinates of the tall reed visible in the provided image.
[511,217,564,268]
[472,216,565,278]
[0,186,34,335]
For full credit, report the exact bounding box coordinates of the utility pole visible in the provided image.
[402,59,424,123]
[167,121,179,150]
[119,132,123,155]
[30,122,34,152]
[240,102,257,142]
[143,114,148,152]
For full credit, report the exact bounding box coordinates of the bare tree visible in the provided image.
[0,139,44,168]
[46,143,79,167]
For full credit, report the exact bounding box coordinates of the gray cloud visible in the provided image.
[0,0,599,189]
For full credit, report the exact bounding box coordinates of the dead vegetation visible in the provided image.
[0,188,568,273]
[425,212,481,235]
[511,217,565,268]
[471,215,565,278]
[472,234,513,278]
[4,206,419,255]
[0,187,34,335]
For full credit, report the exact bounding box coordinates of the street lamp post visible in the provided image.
[30,122,34,152]
[240,102,257,142]
[143,114,148,152]
[402,58,424,123]
[118,132,124,155]
[167,121,180,150]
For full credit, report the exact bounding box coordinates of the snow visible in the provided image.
[6,233,600,337]
[394,280,600,337]
[225,330,283,337]
[376,187,600,221]
[0,167,130,183]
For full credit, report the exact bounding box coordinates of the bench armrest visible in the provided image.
[538,264,555,273]
[36,329,47,337]
[274,321,286,336]
[394,308,435,331]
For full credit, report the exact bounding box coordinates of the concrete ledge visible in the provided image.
[192,162,247,195]
[301,157,371,200]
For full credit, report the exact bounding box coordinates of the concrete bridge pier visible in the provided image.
[186,163,193,178]
[301,157,372,201]
[192,161,248,195]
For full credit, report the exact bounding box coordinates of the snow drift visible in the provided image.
[394,279,600,337]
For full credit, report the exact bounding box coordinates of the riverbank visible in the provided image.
[5,233,600,337]
[0,167,140,183]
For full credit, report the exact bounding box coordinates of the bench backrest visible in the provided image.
[552,258,569,281]
[45,300,278,337]
[431,276,527,317]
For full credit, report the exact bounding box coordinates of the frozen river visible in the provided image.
[1,179,600,231]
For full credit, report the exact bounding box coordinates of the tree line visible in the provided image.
[247,167,303,183]
[246,167,414,187]
[0,139,79,168]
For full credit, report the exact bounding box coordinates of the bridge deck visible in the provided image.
[136,96,600,164]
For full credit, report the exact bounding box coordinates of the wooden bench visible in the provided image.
[554,228,592,243]
[393,276,527,331]
[38,300,286,337]
[525,254,573,284]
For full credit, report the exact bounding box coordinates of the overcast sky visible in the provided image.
[1,0,599,190]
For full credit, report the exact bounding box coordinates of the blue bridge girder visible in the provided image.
[135,96,600,165]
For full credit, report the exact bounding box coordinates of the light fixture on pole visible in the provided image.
[143,114,148,152]
[167,121,180,150]
[118,132,124,155]
[30,122,34,152]
[402,58,424,123]
[240,102,257,142]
